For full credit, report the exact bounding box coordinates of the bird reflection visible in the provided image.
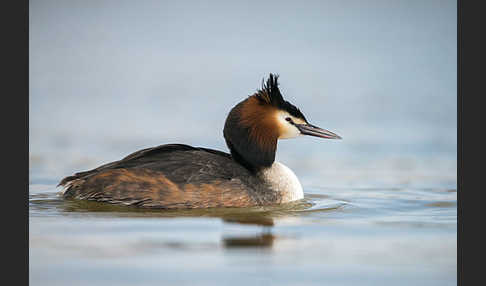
[223,233,275,248]
[37,192,281,249]
[221,215,275,248]
[222,215,274,226]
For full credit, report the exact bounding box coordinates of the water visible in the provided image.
[29,0,456,285]
[29,183,456,286]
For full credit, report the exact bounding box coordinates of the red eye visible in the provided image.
[285,117,292,122]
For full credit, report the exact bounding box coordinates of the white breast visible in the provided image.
[259,162,304,203]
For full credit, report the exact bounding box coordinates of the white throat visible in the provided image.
[259,162,304,203]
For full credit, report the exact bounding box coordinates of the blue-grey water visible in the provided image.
[29,0,456,285]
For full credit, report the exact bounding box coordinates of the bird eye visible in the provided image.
[285,117,292,122]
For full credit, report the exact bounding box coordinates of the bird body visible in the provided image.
[59,74,341,209]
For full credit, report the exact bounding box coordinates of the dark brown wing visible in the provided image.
[59,144,274,208]
[58,144,224,186]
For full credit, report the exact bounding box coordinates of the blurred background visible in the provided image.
[29,0,456,189]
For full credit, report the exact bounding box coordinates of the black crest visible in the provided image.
[255,73,307,122]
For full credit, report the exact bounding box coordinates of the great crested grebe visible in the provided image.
[58,74,341,209]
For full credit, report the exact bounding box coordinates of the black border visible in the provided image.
[5,0,29,285]
[459,1,485,285]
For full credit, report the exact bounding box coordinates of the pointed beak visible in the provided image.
[296,123,342,139]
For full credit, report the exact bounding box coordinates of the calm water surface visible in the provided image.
[29,176,456,286]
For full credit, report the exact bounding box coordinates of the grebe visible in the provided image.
[58,74,341,209]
